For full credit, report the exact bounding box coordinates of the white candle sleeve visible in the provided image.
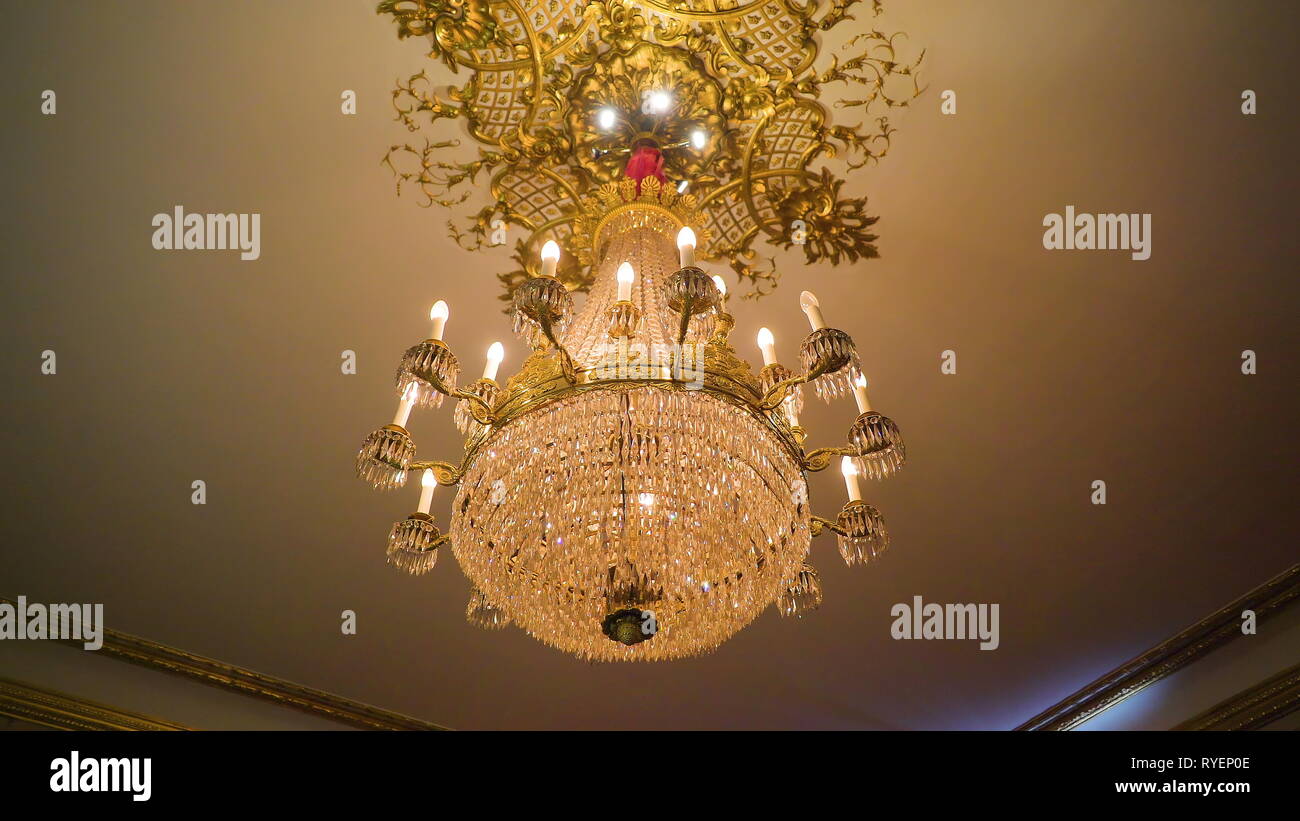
[393,390,415,427]
[852,374,872,413]
[841,457,862,502]
[540,240,560,278]
[757,327,778,366]
[483,342,504,381]
[417,470,436,513]
[799,291,827,330]
[616,262,634,301]
[429,301,449,340]
[677,227,696,267]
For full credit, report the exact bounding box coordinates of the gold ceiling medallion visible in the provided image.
[378,0,923,300]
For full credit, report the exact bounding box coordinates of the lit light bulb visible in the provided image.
[852,370,871,413]
[429,300,450,340]
[598,107,617,131]
[841,456,862,502]
[393,381,417,427]
[616,262,635,301]
[676,226,696,267]
[638,492,656,508]
[418,468,436,513]
[757,327,778,366]
[649,91,671,113]
[540,240,560,277]
[798,290,827,330]
[711,275,727,304]
[483,341,505,381]
[691,129,707,150]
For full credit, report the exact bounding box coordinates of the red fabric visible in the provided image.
[624,144,666,191]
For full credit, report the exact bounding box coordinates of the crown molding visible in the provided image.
[0,677,192,731]
[1017,563,1300,731]
[1172,662,1300,731]
[0,597,448,731]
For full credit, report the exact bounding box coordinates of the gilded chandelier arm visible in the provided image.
[408,460,464,486]
[417,357,498,425]
[810,515,848,538]
[448,386,497,425]
[758,354,836,411]
[802,446,857,472]
[537,315,579,385]
[756,372,809,411]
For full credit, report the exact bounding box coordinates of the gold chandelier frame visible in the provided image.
[408,203,857,490]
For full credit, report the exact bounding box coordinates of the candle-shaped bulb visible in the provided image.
[429,300,450,340]
[616,262,635,301]
[757,327,778,366]
[711,275,727,298]
[597,108,617,131]
[392,382,417,427]
[676,226,697,267]
[417,469,436,513]
[540,240,560,278]
[841,456,862,502]
[799,290,827,330]
[690,129,707,150]
[852,371,872,413]
[483,341,505,381]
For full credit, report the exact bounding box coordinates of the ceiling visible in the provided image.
[1,0,1295,729]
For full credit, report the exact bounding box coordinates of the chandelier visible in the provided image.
[357,0,921,661]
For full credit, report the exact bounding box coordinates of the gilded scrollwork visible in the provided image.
[377,0,513,72]
[376,0,923,298]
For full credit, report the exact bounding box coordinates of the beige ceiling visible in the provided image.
[0,0,1295,729]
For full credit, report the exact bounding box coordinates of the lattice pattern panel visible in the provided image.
[723,1,816,76]
[520,0,587,45]
[703,187,759,251]
[469,69,530,141]
[495,170,581,231]
[754,104,823,174]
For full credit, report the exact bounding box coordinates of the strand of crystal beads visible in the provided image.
[511,275,572,347]
[799,328,863,402]
[386,515,440,575]
[396,342,460,409]
[450,386,810,661]
[849,410,907,480]
[837,502,890,565]
[355,426,416,490]
[562,211,682,368]
[454,379,502,437]
[759,363,805,427]
[466,587,511,630]
[777,563,823,617]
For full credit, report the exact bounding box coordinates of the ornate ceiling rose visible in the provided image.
[378,0,923,299]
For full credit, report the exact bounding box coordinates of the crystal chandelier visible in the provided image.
[357,0,920,661]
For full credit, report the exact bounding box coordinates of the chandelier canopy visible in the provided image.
[357,0,919,661]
